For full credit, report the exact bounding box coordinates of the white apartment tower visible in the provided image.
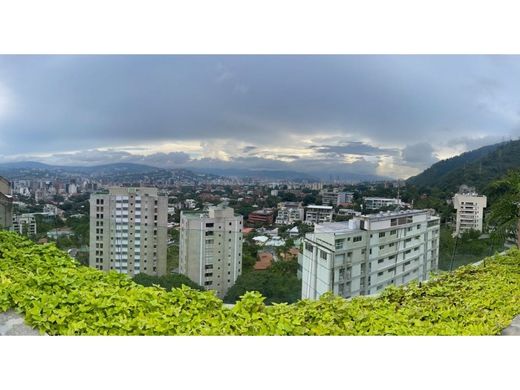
[89,187,168,277]
[300,210,440,300]
[453,189,487,236]
[179,205,243,298]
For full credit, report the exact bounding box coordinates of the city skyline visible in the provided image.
[1,56,520,179]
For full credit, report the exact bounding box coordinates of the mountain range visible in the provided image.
[406,139,520,192]
[0,161,392,182]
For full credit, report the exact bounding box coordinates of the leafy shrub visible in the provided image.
[1,231,519,335]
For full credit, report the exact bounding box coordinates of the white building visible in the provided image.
[184,199,197,209]
[275,202,305,225]
[337,209,361,217]
[12,214,37,236]
[321,191,353,207]
[363,197,402,210]
[89,187,168,277]
[304,205,333,225]
[300,209,440,300]
[179,204,243,298]
[453,190,487,236]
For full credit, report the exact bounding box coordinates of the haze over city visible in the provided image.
[1,56,520,179]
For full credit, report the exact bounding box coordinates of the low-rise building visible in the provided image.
[12,214,37,236]
[304,205,333,225]
[300,209,440,300]
[248,209,276,225]
[275,202,304,225]
[254,252,273,270]
[363,197,403,210]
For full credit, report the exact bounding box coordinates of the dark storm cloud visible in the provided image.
[1,55,520,176]
[400,143,439,168]
[310,141,399,156]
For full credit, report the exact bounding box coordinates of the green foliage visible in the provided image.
[406,141,506,191]
[133,272,203,291]
[487,169,520,244]
[1,231,520,335]
[223,269,302,305]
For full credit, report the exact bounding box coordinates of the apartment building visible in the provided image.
[321,191,353,207]
[248,208,276,225]
[179,205,243,298]
[0,176,13,230]
[304,205,333,225]
[453,190,487,236]
[363,197,402,210]
[89,187,168,277]
[300,209,440,300]
[12,214,37,236]
[275,202,304,225]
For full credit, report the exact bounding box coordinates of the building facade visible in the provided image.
[300,210,440,300]
[12,214,37,236]
[275,202,304,225]
[453,191,487,236]
[304,205,333,225]
[89,187,168,277]
[248,209,276,225]
[363,197,402,210]
[0,176,13,230]
[179,205,243,298]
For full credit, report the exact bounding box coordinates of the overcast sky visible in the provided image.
[0,55,519,179]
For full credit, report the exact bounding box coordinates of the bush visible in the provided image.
[1,231,519,335]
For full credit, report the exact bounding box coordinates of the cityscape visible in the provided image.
[0,55,519,336]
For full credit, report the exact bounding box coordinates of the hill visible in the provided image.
[405,140,520,192]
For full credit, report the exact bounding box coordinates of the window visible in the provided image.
[305,243,313,252]
[390,230,397,235]
[353,236,362,242]
[379,232,385,238]
[417,224,421,230]
[378,258,384,264]
[379,245,385,250]
[335,239,344,249]
[320,250,328,260]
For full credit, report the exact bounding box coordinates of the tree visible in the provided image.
[133,272,203,291]
[487,170,520,247]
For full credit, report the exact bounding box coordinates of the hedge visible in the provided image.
[1,231,519,335]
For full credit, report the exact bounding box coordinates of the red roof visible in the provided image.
[254,252,273,270]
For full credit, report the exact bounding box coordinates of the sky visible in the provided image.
[1,55,519,179]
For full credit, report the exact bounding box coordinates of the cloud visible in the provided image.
[1,55,520,177]
[400,143,439,168]
[310,141,399,157]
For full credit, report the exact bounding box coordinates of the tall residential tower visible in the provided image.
[89,187,168,277]
[179,205,243,298]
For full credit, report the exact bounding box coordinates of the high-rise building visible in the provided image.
[300,209,440,300]
[179,205,243,298]
[89,187,168,277]
[453,187,487,236]
[0,176,13,231]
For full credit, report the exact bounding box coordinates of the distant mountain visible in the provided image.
[406,140,520,192]
[191,168,318,181]
[0,161,221,182]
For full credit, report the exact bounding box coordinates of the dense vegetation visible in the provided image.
[133,272,203,291]
[438,227,504,270]
[1,231,519,335]
[224,259,301,304]
[406,140,520,192]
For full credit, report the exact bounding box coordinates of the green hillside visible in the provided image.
[406,140,520,192]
